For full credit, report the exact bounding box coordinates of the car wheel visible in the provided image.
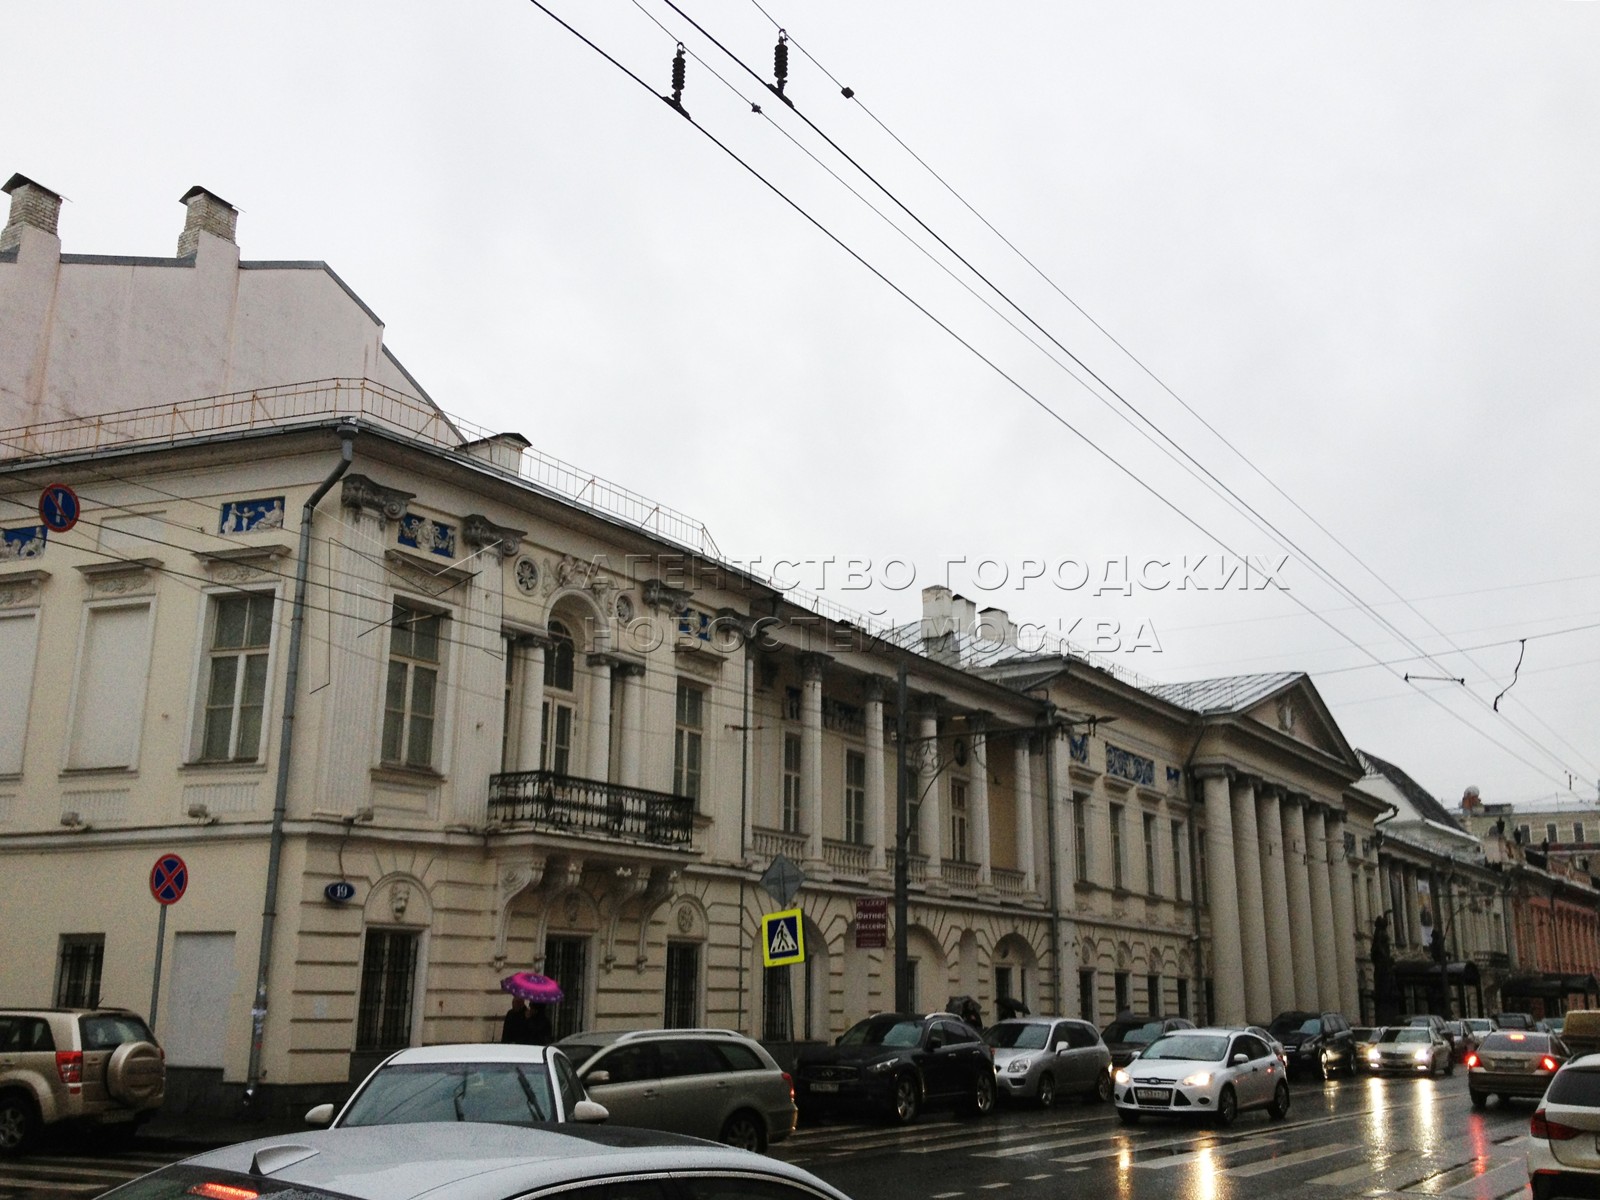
[1091,1070,1113,1105]
[1215,1085,1238,1128]
[0,1093,39,1157]
[719,1110,767,1153]
[889,1075,920,1125]
[964,1070,995,1118]
[1469,1089,1487,1109]
[1117,1106,1141,1124]
[1267,1081,1291,1121]
[1036,1072,1056,1110]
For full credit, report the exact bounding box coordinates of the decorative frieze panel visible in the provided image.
[1,525,47,562]
[1068,732,1090,764]
[218,497,285,534]
[0,569,48,607]
[193,543,292,587]
[77,558,161,597]
[397,512,456,558]
[1105,743,1155,787]
[181,781,259,815]
[1165,766,1183,793]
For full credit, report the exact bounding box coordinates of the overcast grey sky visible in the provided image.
[14,1,1599,808]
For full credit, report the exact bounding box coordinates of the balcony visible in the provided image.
[487,770,695,848]
[824,839,872,878]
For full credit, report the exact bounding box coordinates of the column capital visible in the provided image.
[586,652,623,670]
[340,473,414,520]
[1192,764,1232,782]
[511,628,554,650]
[863,675,890,703]
[613,660,648,679]
[966,710,993,735]
[799,651,833,681]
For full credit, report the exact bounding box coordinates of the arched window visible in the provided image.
[545,621,575,691]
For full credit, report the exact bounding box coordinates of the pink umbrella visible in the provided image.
[501,971,564,1004]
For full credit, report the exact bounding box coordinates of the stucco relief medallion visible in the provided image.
[676,905,694,934]
[514,557,540,595]
[563,892,581,925]
[616,593,635,622]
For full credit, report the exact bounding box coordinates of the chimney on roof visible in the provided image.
[1461,785,1482,812]
[177,185,238,257]
[977,606,1019,649]
[1,173,63,253]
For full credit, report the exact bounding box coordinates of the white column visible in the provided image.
[515,636,547,772]
[1202,771,1246,1025]
[918,705,942,879]
[971,719,992,885]
[585,656,614,782]
[617,663,645,788]
[1231,777,1272,1023]
[1306,805,1341,1010]
[1281,796,1322,1009]
[1257,789,1296,1015]
[801,654,826,865]
[1014,736,1036,894]
[865,679,887,873]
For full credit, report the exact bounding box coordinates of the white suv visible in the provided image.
[0,1008,165,1155]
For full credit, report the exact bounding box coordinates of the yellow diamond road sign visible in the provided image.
[762,908,805,967]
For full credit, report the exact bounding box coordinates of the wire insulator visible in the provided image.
[670,43,687,106]
[774,31,789,96]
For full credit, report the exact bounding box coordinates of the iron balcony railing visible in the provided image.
[487,770,695,847]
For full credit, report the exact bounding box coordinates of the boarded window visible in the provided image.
[0,612,39,774]
[69,604,153,769]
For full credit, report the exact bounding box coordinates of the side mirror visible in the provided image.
[585,1070,611,1086]
[1231,1053,1249,1065]
[304,1103,335,1126]
[572,1099,609,1123]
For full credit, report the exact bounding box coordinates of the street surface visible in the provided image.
[0,1073,1536,1200]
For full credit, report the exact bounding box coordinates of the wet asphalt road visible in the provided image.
[773,1071,1538,1200]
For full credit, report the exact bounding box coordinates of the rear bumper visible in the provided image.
[1470,1071,1554,1097]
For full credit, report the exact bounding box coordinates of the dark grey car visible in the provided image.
[985,1018,1112,1108]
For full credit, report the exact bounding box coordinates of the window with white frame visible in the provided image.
[674,681,703,802]
[196,591,274,762]
[382,603,443,770]
[1073,794,1089,882]
[844,749,867,845]
[1143,811,1158,895]
[541,622,575,775]
[1110,803,1125,890]
[0,611,40,775]
[1171,818,1185,901]
[69,602,154,770]
[950,779,970,862]
[782,734,802,833]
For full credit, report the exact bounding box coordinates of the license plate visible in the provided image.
[811,1082,839,1093]
[1135,1087,1171,1105]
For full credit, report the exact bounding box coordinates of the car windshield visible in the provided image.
[1104,1021,1164,1046]
[1269,1016,1321,1037]
[985,1023,1050,1051]
[1392,1029,1430,1044]
[339,1062,556,1127]
[840,1016,924,1047]
[1141,1034,1228,1062]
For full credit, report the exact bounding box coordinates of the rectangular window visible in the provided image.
[782,734,802,833]
[1547,823,1559,845]
[355,929,419,1053]
[763,964,791,1041]
[1196,830,1209,906]
[1147,975,1160,1016]
[1176,977,1190,1018]
[500,638,515,772]
[673,682,703,802]
[544,936,588,1042]
[995,965,1013,1008]
[1518,823,1531,844]
[542,700,574,775]
[1110,803,1125,890]
[69,603,153,769]
[55,935,104,1008]
[0,612,40,775]
[1171,819,1185,901]
[382,604,442,769]
[1073,794,1089,882]
[197,592,274,762]
[1576,823,1586,844]
[1114,971,1130,1014]
[950,780,969,862]
[1143,812,1158,895]
[844,749,867,845]
[1079,969,1096,1023]
[664,942,699,1029]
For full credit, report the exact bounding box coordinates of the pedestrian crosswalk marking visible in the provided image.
[1224,1143,1354,1177]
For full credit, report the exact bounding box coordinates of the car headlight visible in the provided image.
[1413,1048,1430,1062]
[1180,1072,1212,1088]
[1007,1057,1033,1074]
[869,1060,896,1073]
[1114,1068,1130,1085]
[1367,1048,1381,1062]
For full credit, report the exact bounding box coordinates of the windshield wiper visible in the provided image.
[514,1068,549,1122]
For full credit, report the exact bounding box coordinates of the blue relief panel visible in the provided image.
[1106,743,1155,786]
[677,606,713,641]
[0,525,47,561]
[1069,732,1090,764]
[1166,766,1183,792]
[397,513,457,557]
[219,496,286,534]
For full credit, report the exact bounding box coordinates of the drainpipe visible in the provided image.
[1042,705,1064,1016]
[246,425,356,1103]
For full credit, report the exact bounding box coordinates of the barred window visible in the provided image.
[55,934,104,1008]
[355,929,418,1053]
[664,942,699,1028]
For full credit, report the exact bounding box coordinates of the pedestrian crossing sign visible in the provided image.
[762,908,805,967]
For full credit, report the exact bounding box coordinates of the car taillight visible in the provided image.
[188,1184,260,1200]
[55,1051,82,1086]
[1465,1053,1479,1068]
[782,1071,794,1102]
[1532,1109,1582,1141]
[1541,1056,1559,1073]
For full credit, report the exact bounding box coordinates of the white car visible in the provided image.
[1528,1052,1600,1200]
[304,1043,608,1128]
[1114,1027,1291,1127]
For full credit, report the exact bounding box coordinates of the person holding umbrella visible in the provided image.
[501,971,563,1044]
[502,997,537,1045]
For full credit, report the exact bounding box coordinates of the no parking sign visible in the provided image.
[149,853,188,905]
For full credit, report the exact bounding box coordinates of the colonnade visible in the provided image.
[1201,770,1360,1023]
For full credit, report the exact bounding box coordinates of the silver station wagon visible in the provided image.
[984,1017,1112,1108]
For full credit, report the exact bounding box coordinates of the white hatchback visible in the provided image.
[1114,1027,1291,1127]
[304,1043,608,1128]
[1528,1052,1600,1200]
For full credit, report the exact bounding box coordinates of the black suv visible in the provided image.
[1268,1010,1356,1078]
[793,1012,996,1124]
